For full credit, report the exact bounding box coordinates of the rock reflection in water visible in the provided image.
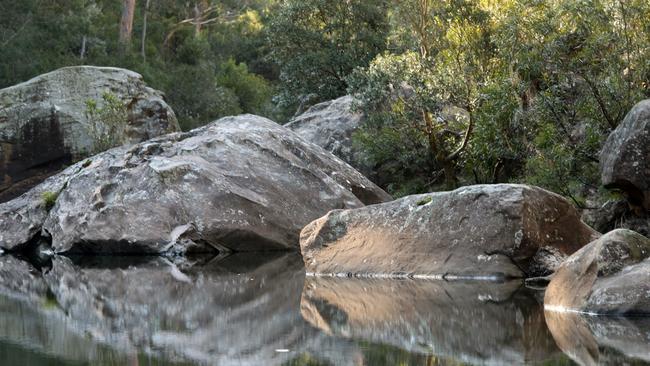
[0,252,363,366]
[545,310,650,366]
[3,252,650,365]
[300,277,564,365]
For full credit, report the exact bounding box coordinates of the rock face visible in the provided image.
[582,199,649,237]
[0,114,390,254]
[0,66,180,202]
[300,184,599,279]
[285,96,371,176]
[600,99,650,211]
[544,229,650,315]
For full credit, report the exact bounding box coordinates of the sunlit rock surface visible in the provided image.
[0,115,390,254]
[0,66,180,202]
[545,229,650,315]
[301,184,599,278]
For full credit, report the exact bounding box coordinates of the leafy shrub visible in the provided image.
[84,92,129,154]
[217,59,272,115]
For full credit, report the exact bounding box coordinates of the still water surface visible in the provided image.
[0,252,648,366]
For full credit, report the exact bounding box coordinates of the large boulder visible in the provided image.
[544,229,650,315]
[300,184,599,279]
[600,99,650,211]
[285,96,371,176]
[0,114,390,254]
[0,66,180,202]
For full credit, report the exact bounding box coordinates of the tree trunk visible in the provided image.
[141,0,150,60]
[442,161,458,190]
[80,35,87,59]
[119,0,136,46]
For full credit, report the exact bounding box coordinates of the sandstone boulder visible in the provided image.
[285,96,371,176]
[544,229,650,315]
[0,66,180,202]
[300,184,599,279]
[0,114,390,254]
[600,99,650,211]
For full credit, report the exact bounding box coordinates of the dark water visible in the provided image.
[0,252,648,366]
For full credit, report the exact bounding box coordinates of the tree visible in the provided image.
[267,0,390,111]
[140,0,150,60]
[348,0,493,192]
[485,0,650,205]
[119,0,136,46]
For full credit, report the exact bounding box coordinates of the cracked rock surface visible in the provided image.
[0,114,390,255]
[600,99,650,211]
[544,228,650,315]
[300,184,599,278]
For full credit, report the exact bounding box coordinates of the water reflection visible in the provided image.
[0,253,648,365]
[545,310,650,366]
[301,277,563,365]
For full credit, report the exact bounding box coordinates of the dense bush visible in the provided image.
[349,0,650,200]
[266,0,390,112]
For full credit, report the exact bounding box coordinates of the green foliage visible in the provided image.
[2,0,650,205]
[217,59,273,115]
[0,0,280,129]
[463,80,525,184]
[282,354,332,366]
[486,0,650,202]
[267,0,390,110]
[348,52,444,194]
[164,63,242,131]
[416,196,433,206]
[41,191,59,211]
[348,0,493,193]
[84,92,129,153]
[349,0,650,201]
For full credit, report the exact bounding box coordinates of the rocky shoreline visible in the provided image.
[0,67,649,319]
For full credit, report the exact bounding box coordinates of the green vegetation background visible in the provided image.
[1,0,648,203]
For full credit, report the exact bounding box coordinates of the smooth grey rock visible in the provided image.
[544,229,650,315]
[0,114,390,254]
[0,66,179,202]
[600,99,650,211]
[286,96,372,176]
[300,184,599,279]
